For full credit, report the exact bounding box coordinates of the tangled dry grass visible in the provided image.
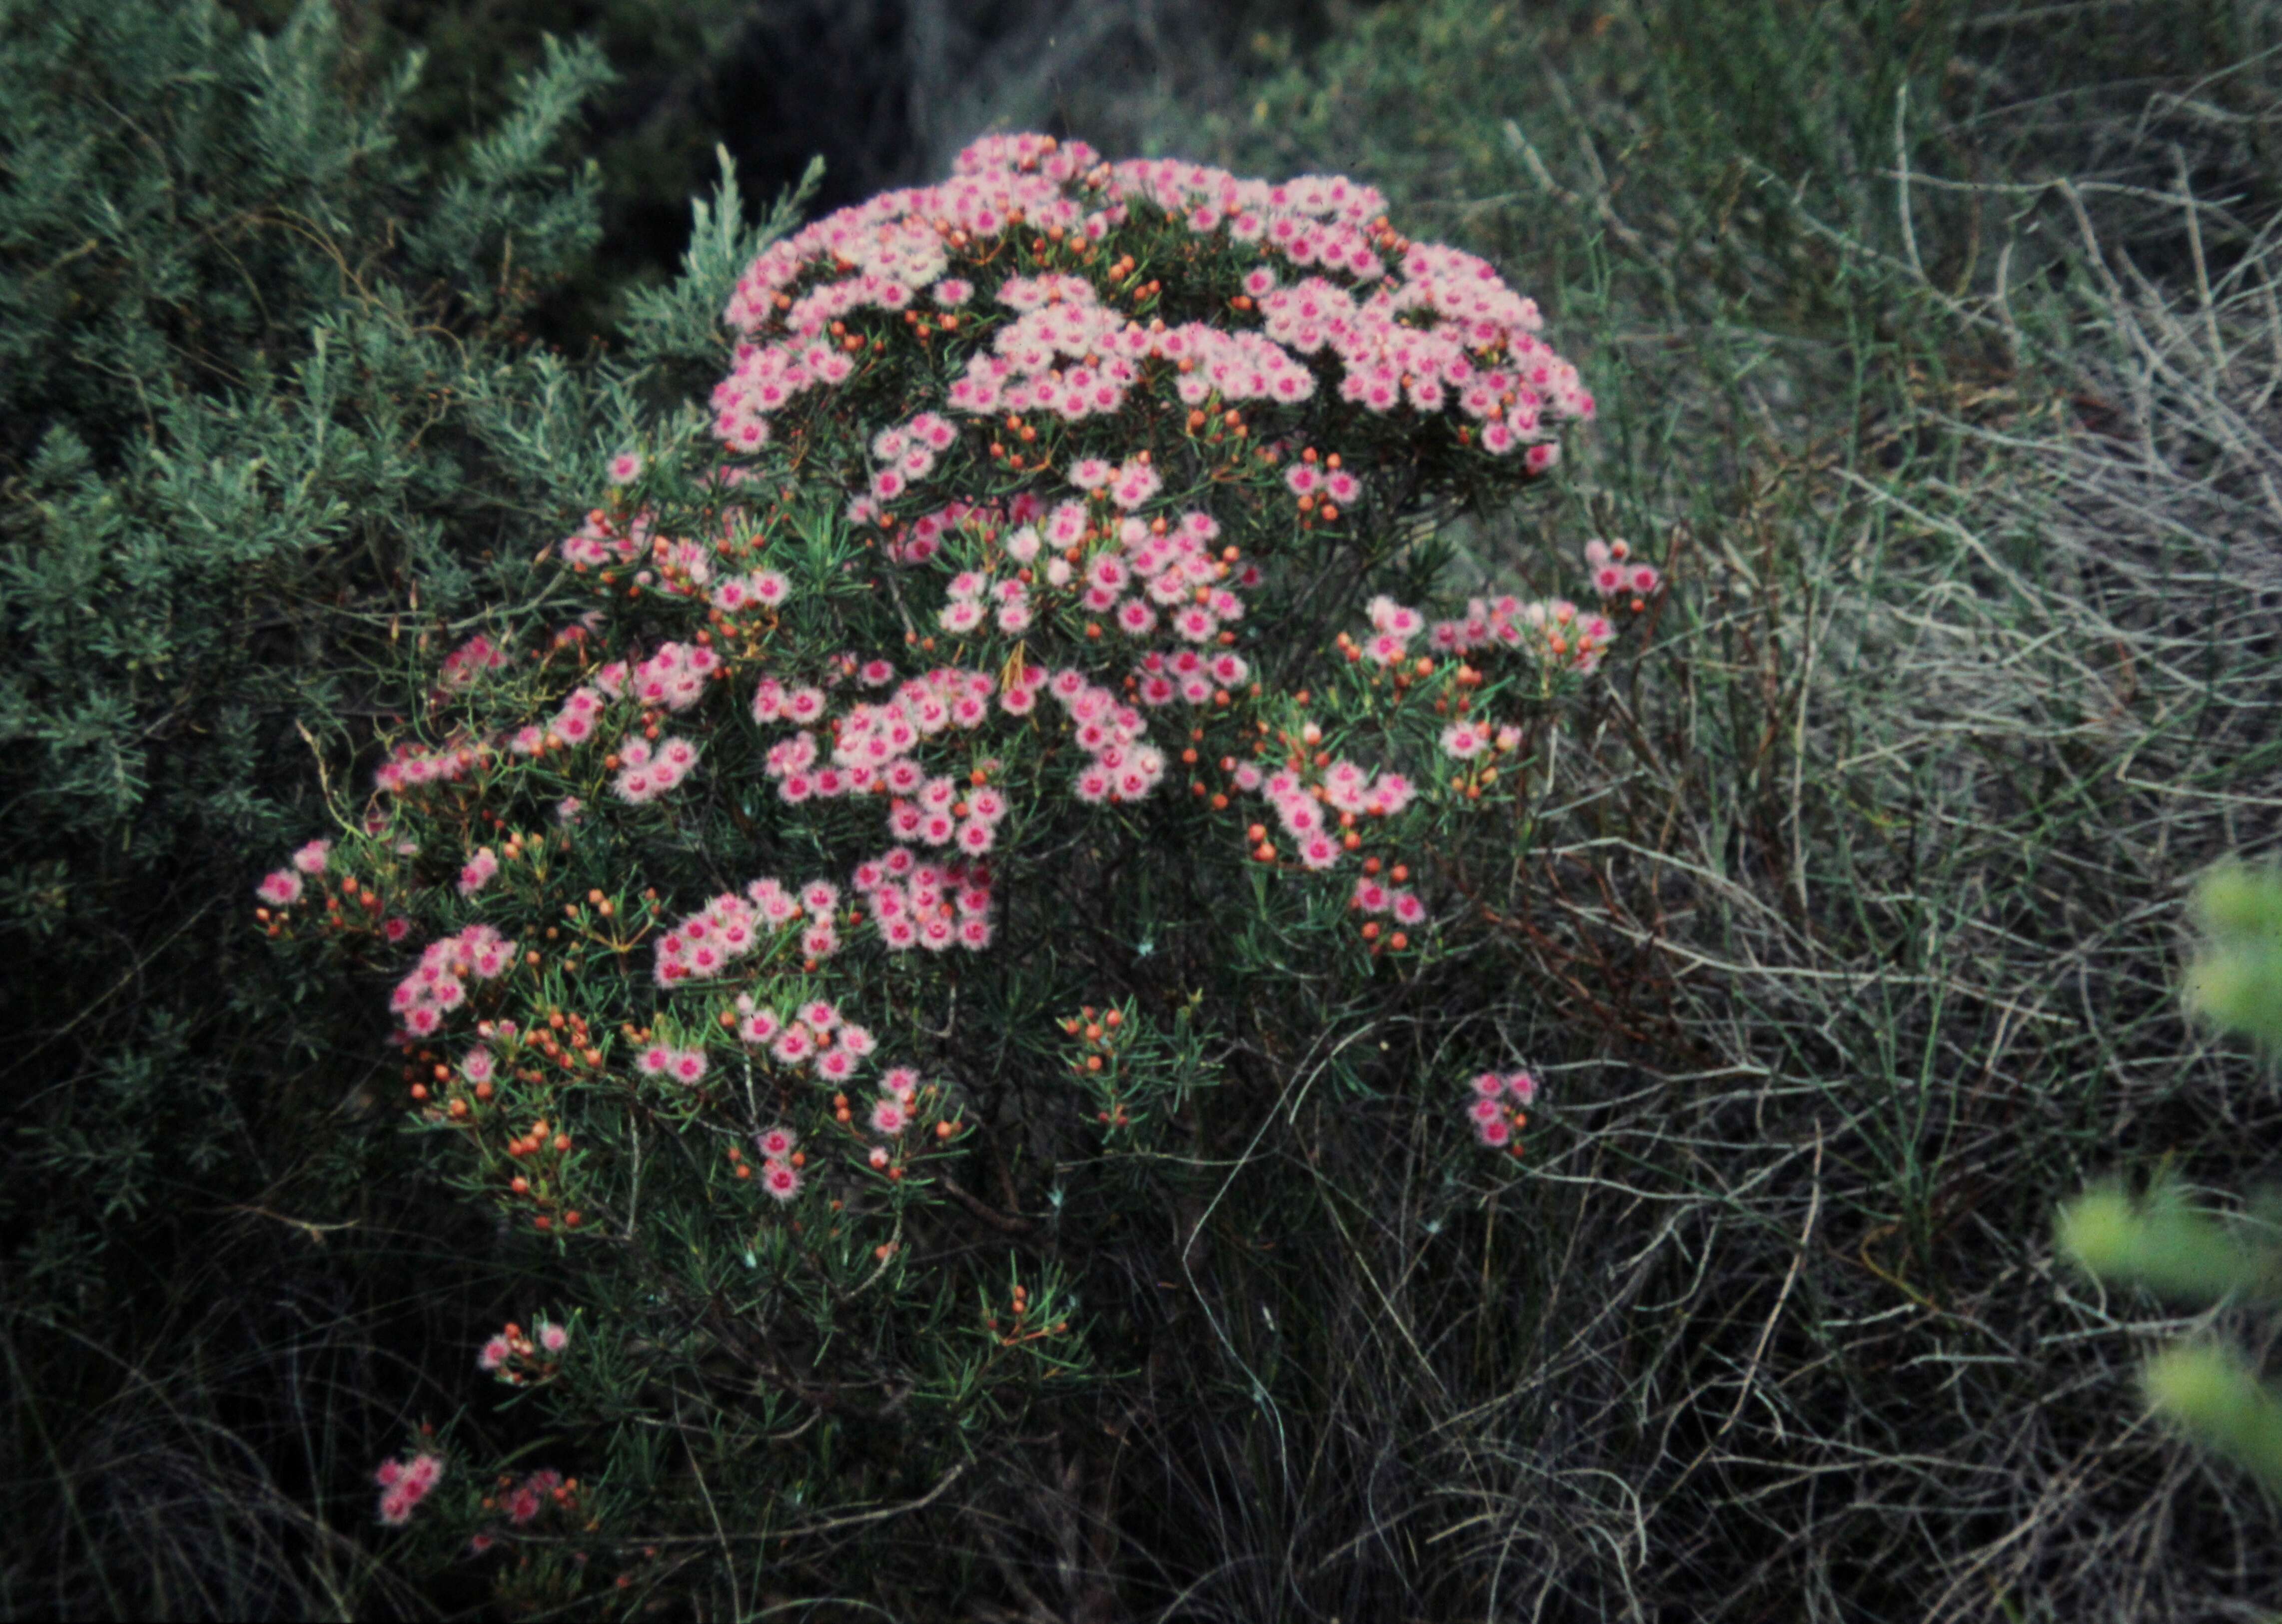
[1012,6,2282,1619]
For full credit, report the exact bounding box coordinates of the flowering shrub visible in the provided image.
[264,133,1663,1593]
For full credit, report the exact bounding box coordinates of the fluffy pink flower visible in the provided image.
[255,869,303,907]
[538,1322,570,1354]
[478,1335,511,1371]
[609,452,644,484]
[457,847,499,897]
[762,1160,802,1201]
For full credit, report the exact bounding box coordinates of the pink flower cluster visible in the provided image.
[1351,874,1429,925]
[511,684,604,756]
[609,639,722,713]
[1131,646,1250,707]
[1464,1070,1538,1148]
[634,1042,710,1085]
[732,993,874,1080]
[505,1467,565,1526]
[1357,594,1429,666]
[478,1318,570,1375]
[389,923,516,1038]
[654,876,840,988]
[1259,250,1586,459]
[1043,668,1167,804]
[1232,759,1416,871]
[853,850,995,952]
[1424,594,1616,676]
[862,1068,926,1168]
[885,771,1009,853]
[1282,460,1363,505]
[609,734,699,804]
[373,738,487,794]
[457,846,499,898]
[558,506,648,568]
[1584,539,1662,601]
[375,1452,444,1526]
[709,566,790,612]
[754,1124,803,1201]
[709,131,1585,485]
[761,667,994,821]
[437,633,507,694]
[863,411,959,504]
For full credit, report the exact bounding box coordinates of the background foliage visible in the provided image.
[4,0,2280,1618]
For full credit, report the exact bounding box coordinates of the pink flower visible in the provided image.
[479,1335,511,1371]
[1470,1073,1505,1100]
[869,1096,910,1135]
[1109,457,1163,510]
[771,1026,813,1064]
[290,839,332,875]
[255,869,303,907]
[1476,1116,1512,1147]
[670,1049,709,1085]
[1505,1072,1537,1105]
[609,452,644,484]
[457,847,499,897]
[538,1322,570,1354]
[756,1125,797,1160]
[762,1160,802,1201]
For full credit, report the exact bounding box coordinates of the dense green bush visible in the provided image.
[261,127,1644,1612]
[0,3,796,1612]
